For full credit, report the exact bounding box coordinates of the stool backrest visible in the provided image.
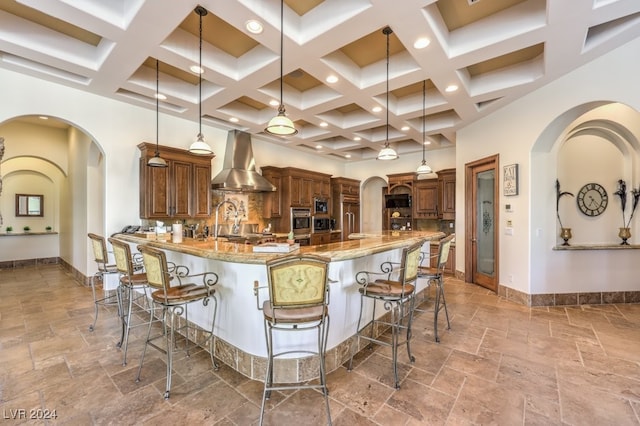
[88,233,110,270]
[266,254,330,309]
[137,244,170,292]
[399,239,425,285]
[436,234,454,271]
[108,237,135,275]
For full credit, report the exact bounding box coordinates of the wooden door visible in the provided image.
[172,160,192,217]
[465,155,499,292]
[192,163,211,217]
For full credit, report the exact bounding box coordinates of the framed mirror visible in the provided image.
[15,194,44,217]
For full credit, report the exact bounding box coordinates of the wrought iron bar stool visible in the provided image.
[108,237,155,366]
[253,254,332,426]
[348,239,424,389]
[87,233,122,334]
[416,234,454,343]
[135,244,219,399]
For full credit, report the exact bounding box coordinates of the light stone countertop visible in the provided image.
[113,230,445,264]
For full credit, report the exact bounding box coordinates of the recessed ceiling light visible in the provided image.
[326,75,338,83]
[424,141,431,145]
[413,38,430,49]
[190,65,204,74]
[316,145,322,149]
[401,125,410,131]
[155,93,167,100]
[372,106,382,113]
[319,122,328,127]
[269,99,280,107]
[245,20,263,34]
[229,117,239,123]
[445,84,458,92]
[354,136,361,141]
[345,154,351,158]
[39,116,48,120]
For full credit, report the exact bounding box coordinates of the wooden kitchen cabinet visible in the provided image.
[330,177,360,197]
[313,177,331,199]
[311,232,331,245]
[261,166,283,218]
[138,142,214,219]
[414,178,439,218]
[289,174,313,207]
[438,168,456,220]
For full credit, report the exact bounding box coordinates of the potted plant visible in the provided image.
[46,226,52,232]
[23,226,31,232]
[556,179,574,245]
[5,226,12,233]
[613,179,640,245]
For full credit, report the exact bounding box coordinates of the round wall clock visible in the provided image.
[576,183,608,216]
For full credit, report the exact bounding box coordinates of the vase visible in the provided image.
[560,227,572,246]
[618,227,631,245]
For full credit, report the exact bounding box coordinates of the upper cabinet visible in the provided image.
[438,168,456,220]
[138,143,214,219]
[261,166,283,218]
[331,177,360,197]
[414,179,439,218]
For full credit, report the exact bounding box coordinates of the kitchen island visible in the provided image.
[113,230,444,382]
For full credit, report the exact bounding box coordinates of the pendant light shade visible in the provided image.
[189,6,214,155]
[148,59,168,168]
[377,26,398,161]
[416,80,432,175]
[265,0,297,136]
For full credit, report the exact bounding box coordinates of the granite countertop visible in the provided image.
[114,230,445,264]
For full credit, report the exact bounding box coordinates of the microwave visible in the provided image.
[314,198,329,215]
[313,217,331,232]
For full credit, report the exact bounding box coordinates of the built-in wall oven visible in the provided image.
[291,207,311,236]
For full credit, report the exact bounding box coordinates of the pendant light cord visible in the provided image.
[385,27,390,145]
[198,10,203,136]
[422,80,426,162]
[279,0,284,111]
[156,59,160,155]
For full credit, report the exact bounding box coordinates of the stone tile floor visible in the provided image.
[1,264,640,425]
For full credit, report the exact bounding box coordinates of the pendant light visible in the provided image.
[265,0,297,136]
[148,59,168,168]
[189,6,214,155]
[416,80,432,175]
[377,26,398,161]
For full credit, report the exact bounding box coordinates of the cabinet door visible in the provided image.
[290,176,303,206]
[301,178,313,207]
[441,175,455,220]
[193,163,211,217]
[142,159,171,218]
[311,233,331,245]
[263,172,282,218]
[414,180,439,217]
[171,160,192,217]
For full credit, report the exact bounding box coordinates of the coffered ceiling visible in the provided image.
[1,0,640,161]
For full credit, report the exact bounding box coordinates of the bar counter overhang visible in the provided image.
[113,230,445,383]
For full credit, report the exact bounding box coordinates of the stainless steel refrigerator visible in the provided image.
[338,194,360,240]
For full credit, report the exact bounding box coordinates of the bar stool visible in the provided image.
[108,237,153,366]
[135,244,219,399]
[416,234,453,343]
[87,233,121,334]
[253,254,332,426]
[348,239,424,389]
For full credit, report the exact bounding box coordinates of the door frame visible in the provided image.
[464,154,499,292]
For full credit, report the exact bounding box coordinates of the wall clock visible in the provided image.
[576,183,608,216]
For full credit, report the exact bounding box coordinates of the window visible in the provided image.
[15,194,43,217]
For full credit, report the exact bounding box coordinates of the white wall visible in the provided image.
[458,36,640,295]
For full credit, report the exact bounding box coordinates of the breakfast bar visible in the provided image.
[112,230,444,382]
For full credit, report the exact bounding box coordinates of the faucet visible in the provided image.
[214,200,238,240]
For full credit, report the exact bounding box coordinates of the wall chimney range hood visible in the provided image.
[211,130,276,192]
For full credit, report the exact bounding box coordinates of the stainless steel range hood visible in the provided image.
[211,130,276,192]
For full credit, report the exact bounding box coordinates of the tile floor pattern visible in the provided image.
[1,264,640,425]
